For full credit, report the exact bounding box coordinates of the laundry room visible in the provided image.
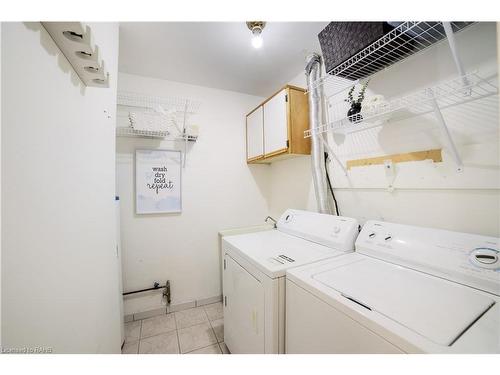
[1,1,500,372]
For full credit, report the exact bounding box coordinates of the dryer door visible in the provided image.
[223,254,265,353]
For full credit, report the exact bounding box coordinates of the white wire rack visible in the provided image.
[117,92,201,114]
[309,22,473,91]
[116,127,198,141]
[116,91,201,167]
[305,72,498,138]
[309,75,360,98]
[117,91,201,138]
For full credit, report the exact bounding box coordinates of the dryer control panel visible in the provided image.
[277,209,359,253]
[356,221,500,296]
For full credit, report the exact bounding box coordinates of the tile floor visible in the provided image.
[122,302,229,354]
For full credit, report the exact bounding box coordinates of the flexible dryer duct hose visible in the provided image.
[305,53,333,214]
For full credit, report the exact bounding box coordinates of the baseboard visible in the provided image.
[134,307,167,320]
[195,295,222,307]
[168,300,196,313]
[125,294,222,321]
[124,314,134,323]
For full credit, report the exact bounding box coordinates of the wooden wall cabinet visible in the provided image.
[246,85,310,164]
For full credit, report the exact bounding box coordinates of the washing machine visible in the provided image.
[286,220,500,353]
[222,209,359,354]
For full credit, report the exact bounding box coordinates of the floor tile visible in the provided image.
[141,313,176,338]
[204,302,223,321]
[178,322,217,353]
[175,306,208,329]
[188,343,222,354]
[121,341,139,354]
[124,320,141,343]
[210,318,224,343]
[138,331,179,354]
[219,342,230,354]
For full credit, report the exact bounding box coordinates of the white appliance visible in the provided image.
[222,209,359,353]
[286,220,500,353]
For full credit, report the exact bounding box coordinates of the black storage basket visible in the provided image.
[318,22,473,80]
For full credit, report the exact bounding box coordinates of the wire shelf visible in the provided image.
[117,91,201,114]
[309,22,473,92]
[116,126,198,141]
[304,72,498,137]
[307,75,360,98]
[116,91,200,141]
[116,92,201,168]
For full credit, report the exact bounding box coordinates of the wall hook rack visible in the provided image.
[41,22,110,88]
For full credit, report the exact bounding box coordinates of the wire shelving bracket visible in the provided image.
[428,88,464,172]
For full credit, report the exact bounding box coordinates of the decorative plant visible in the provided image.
[346,85,356,104]
[345,79,370,105]
[345,79,370,122]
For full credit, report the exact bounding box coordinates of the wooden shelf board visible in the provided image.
[346,149,443,170]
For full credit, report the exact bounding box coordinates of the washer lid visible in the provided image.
[223,230,347,279]
[312,257,495,346]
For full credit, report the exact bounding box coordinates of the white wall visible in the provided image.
[0,22,2,346]
[269,22,500,237]
[1,22,121,353]
[116,73,269,315]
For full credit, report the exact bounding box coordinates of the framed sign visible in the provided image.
[135,149,182,214]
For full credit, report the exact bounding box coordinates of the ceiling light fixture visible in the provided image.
[246,21,266,49]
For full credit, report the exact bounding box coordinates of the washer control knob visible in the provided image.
[384,235,392,241]
[332,226,341,234]
[368,232,376,239]
[470,248,499,270]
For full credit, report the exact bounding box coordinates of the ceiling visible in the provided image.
[118,22,328,97]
